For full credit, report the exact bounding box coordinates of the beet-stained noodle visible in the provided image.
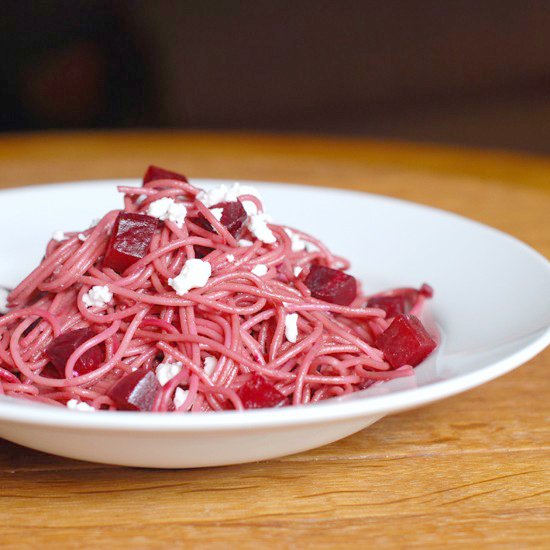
[0,167,436,412]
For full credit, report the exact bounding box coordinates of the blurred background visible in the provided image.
[3,1,550,153]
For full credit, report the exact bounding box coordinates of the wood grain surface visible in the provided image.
[0,132,548,549]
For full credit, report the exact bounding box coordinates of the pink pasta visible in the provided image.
[0,167,436,412]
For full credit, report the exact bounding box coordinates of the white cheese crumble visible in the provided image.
[147,197,188,228]
[173,387,189,408]
[284,228,307,252]
[196,182,261,215]
[78,233,88,242]
[226,254,235,263]
[156,361,183,386]
[52,231,66,242]
[284,313,299,343]
[238,239,253,247]
[248,213,276,244]
[210,207,223,222]
[294,266,303,277]
[251,264,268,276]
[0,288,9,314]
[203,356,217,377]
[66,399,95,412]
[82,285,113,308]
[89,218,101,228]
[168,259,212,296]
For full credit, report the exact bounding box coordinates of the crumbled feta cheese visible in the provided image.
[203,356,217,377]
[0,288,9,314]
[147,198,170,218]
[251,264,268,276]
[82,285,113,308]
[238,239,253,247]
[210,207,223,222]
[147,197,187,228]
[78,233,88,242]
[284,313,299,343]
[294,266,303,277]
[196,182,261,215]
[240,200,258,216]
[67,399,95,412]
[89,218,100,228]
[196,185,229,207]
[173,387,189,408]
[52,231,66,242]
[248,213,276,244]
[168,259,212,296]
[156,361,183,386]
[226,254,235,262]
[284,228,307,252]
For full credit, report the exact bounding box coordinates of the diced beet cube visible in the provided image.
[46,328,104,377]
[304,265,357,306]
[194,245,214,258]
[367,295,407,318]
[189,215,212,233]
[237,374,286,409]
[192,201,247,239]
[41,364,63,379]
[214,201,247,238]
[103,212,158,273]
[107,369,161,411]
[143,165,188,184]
[375,314,436,368]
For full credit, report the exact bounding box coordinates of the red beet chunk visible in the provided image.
[367,295,407,318]
[194,245,214,258]
[143,165,188,184]
[103,212,158,273]
[237,374,286,409]
[304,265,357,306]
[192,201,247,239]
[46,328,104,377]
[189,215,212,233]
[376,314,436,368]
[215,201,247,238]
[107,369,161,411]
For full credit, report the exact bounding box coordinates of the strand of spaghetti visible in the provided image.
[292,333,324,405]
[64,321,122,379]
[268,306,286,362]
[156,341,216,388]
[305,310,386,364]
[142,178,199,196]
[11,309,146,388]
[8,239,81,303]
[0,307,61,335]
[284,302,385,318]
[84,282,270,315]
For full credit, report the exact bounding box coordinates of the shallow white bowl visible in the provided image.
[0,179,549,468]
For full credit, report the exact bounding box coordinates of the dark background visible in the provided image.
[3,1,550,153]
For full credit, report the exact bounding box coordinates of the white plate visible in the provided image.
[0,179,549,468]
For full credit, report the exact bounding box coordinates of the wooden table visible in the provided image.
[0,132,548,549]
